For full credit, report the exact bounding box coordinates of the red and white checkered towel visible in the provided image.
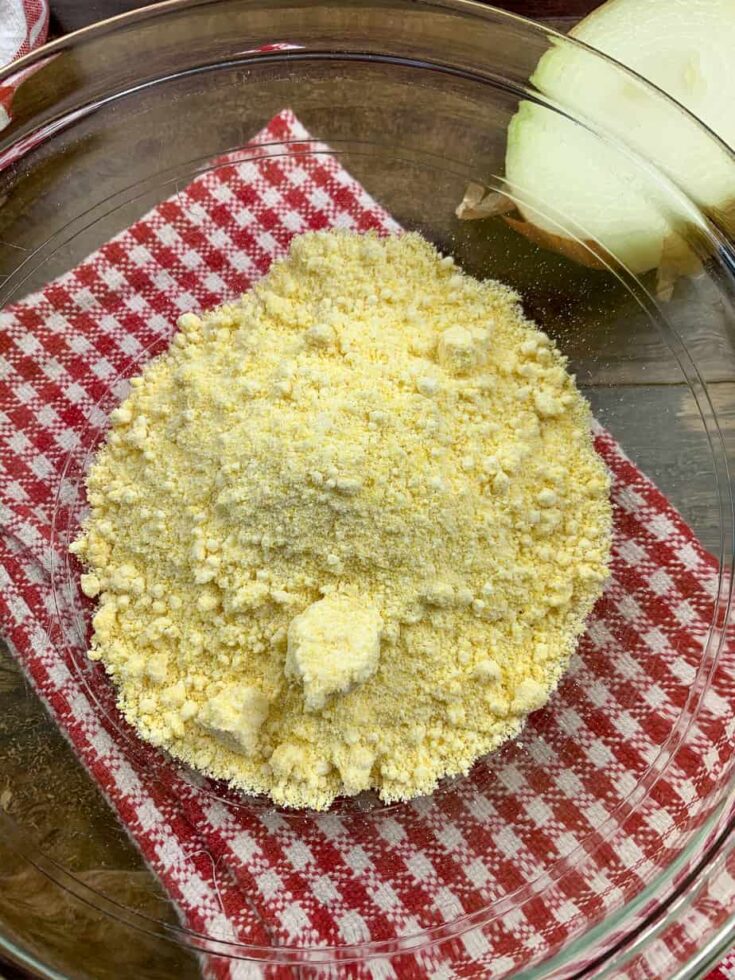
[1,109,735,978]
[0,0,48,127]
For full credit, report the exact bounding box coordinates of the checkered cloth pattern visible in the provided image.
[1,109,734,978]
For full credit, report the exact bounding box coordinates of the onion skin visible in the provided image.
[455,183,705,299]
[502,216,608,270]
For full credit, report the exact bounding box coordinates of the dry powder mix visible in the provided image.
[72,231,611,809]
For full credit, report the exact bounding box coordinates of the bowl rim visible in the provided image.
[1,1,735,976]
[3,0,735,173]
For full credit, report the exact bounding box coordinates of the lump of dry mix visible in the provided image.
[72,230,611,810]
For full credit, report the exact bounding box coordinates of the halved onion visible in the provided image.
[473,0,735,277]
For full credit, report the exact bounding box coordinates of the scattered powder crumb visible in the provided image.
[72,230,612,810]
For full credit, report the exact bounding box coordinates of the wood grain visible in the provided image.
[47,0,600,36]
[1,2,733,977]
[0,653,200,978]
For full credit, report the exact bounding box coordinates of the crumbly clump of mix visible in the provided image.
[72,231,611,810]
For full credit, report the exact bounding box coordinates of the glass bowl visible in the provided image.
[1,2,734,977]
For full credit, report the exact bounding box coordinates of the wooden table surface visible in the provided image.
[46,0,601,35]
[1,2,734,979]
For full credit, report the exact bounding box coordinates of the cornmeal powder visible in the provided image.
[72,231,611,810]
